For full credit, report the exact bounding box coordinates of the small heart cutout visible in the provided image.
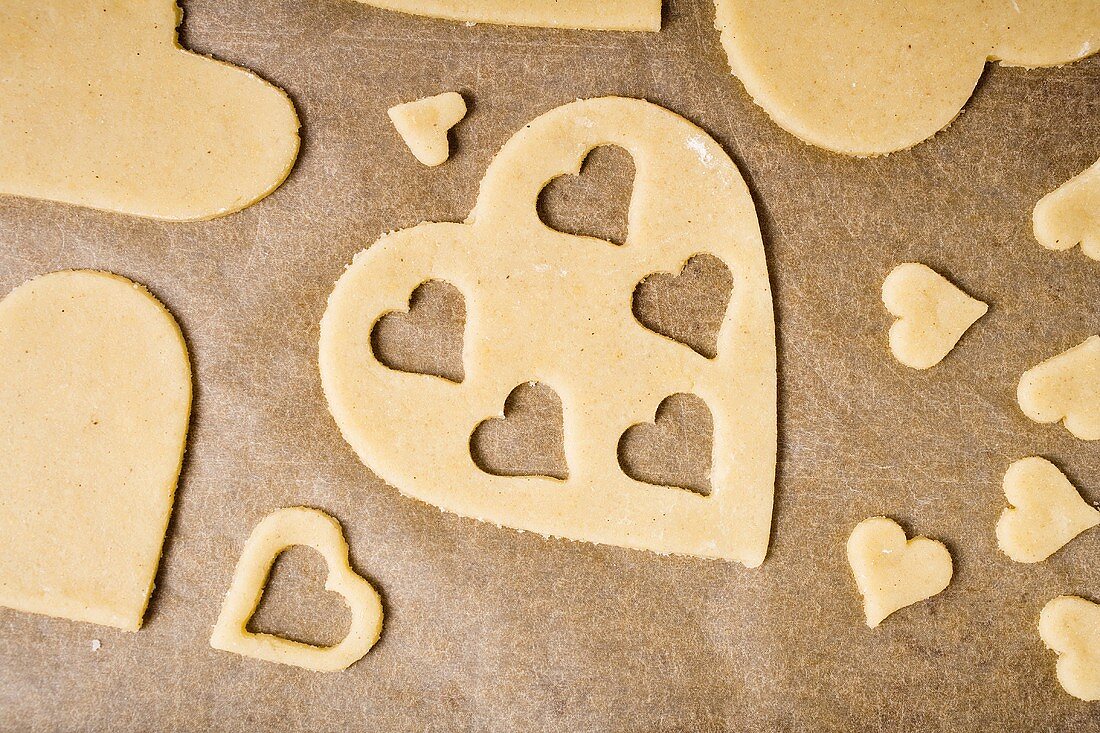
[1039,595,1100,701]
[371,279,465,383]
[210,507,383,672]
[388,92,467,167]
[997,457,1100,563]
[470,382,568,479]
[537,144,634,245]
[846,516,953,628]
[618,393,713,496]
[1018,335,1100,441]
[1033,157,1100,261]
[882,262,987,370]
[633,254,733,359]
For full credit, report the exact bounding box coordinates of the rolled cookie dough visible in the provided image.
[355,0,661,31]
[997,457,1100,563]
[211,507,383,672]
[882,263,987,370]
[388,92,467,167]
[847,516,953,628]
[0,1,300,220]
[0,270,191,630]
[712,0,1100,155]
[320,97,776,564]
[1040,596,1100,701]
[1018,335,1100,441]
[1034,158,1100,261]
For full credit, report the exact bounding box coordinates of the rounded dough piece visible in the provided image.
[0,270,191,630]
[0,0,300,220]
[712,0,1100,156]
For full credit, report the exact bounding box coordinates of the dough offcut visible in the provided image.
[0,270,191,630]
[0,1,300,220]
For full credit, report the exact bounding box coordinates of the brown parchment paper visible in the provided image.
[1,1,1099,730]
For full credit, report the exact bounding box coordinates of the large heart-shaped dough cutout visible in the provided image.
[1018,335,1100,440]
[210,507,383,672]
[882,262,987,370]
[355,0,660,30]
[633,254,733,359]
[0,0,299,220]
[470,382,568,480]
[1034,158,1100,261]
[712,0,1100,155]
[618,393,713,495]
[0,270,191,630]
[1039,595,1100,701]
[997,457,1100,563]
[846,517,953,628]
[320,97,776,564]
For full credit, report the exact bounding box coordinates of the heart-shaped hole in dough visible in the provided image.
[470,382,568,480]
[633,254,733,359]
[247,545,352,648]
[371,279,465,383]
[618,393,713,496]
[537,144,635,245]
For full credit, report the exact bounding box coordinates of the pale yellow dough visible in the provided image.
[320,97,776,564]
[356,0,660,31]
[0,270,191,631]
[846,517,953,628]
[388,93,467,167]
[1040,596,1100,701]
[210,507,383,672]
[0,1,300,221]
[882,263,987,370]
[1034,158,1100,261]
[1018,335,1100,441]
[712,1,1100,156]
[997,457,1099,563]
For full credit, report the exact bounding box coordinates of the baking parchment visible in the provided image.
[1,1,1098,730]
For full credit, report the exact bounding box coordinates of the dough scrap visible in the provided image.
[388,92,467,167]
[0,270,191,630]
[1018,335,1100,441]
[1034,158,1100,261]
[1039,596,1100,701]
[997,457,1099,563]
[0,1,300,221]
[846,516,953,628]
[355,0,660,31]
[882,263,987,370]
[210,507,383,672]
[712,0,1100,156]
[320,97,776,564]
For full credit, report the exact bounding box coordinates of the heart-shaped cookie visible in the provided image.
[633,254,733,359]
[0,0,299,220]
[882,263,987,370]
[1039,595,1100,701]
[846,517,953,628]
[320,97,776,564]
[618,393,713,495]
[388,92,467,167]
[470,382,568,479]
[0,270,191,630]
[1034,157,1100,261]
[997,457,1099,563]
[1018,335,1100,441]
[712,0,1100,155]
[210,507,383,672]
[371,279,466,383]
